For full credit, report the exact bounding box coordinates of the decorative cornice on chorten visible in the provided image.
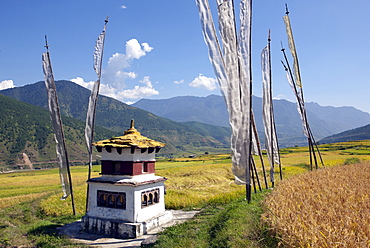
[93,120,165,149]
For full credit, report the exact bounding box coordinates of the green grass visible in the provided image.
[0,197,87,247]
[146,191,278,248]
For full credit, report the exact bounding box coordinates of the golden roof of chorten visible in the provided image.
[93,120,165,148]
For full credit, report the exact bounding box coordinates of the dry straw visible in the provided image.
[263,162,370,247]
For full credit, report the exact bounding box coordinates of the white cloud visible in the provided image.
[70,76,159,103]
[102,38,153,88]
[0,80,15,90]
[174,79,184,84]
[117,76,159,100]
[125,72,137,79]
[273,95,285,100]
[70,77,95,90]
[189,74,217,90]
[98,84,117,98]
[121,5,127,9]
[70,39,157,104]
[141,43,153,53]
[126,39,153,60]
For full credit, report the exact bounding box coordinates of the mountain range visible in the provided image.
[133,95,370,147]
[1,80,370,169]
[0,81,231,168]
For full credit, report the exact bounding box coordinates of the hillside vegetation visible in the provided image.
[320,123,370,144]
[0,94,119,169]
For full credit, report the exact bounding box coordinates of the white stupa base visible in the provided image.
[80,210,173,239]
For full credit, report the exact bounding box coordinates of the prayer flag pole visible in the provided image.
[85,17,109,212]
[42,36,76,215]
[85,16,109,180]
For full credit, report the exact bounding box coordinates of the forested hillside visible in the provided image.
[319,124,370,144]
[0,94,119,169]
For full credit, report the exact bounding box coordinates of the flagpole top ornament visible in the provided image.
[44,35,49,51]
[285,3,289,15]
[105,16,109,24]
[280,41,285,52]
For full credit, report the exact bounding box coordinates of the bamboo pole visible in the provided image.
[251,112,268,189]
[43,37,76,215]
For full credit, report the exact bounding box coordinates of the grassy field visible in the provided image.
[0,140,369,247]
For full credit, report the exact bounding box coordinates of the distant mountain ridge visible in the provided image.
[319,124,370,144]
[133,95,370,147]
[0,81,232,157]
[2,80,369,160]
[133,95,230,127]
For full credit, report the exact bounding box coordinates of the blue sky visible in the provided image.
[1,0,370,113]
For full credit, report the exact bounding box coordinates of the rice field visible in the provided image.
[39,155,246,215]
[263,162,370,247]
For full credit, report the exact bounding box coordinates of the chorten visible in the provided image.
[81,120,172,238]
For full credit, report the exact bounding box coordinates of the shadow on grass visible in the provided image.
[28,223,61,236]
[27,223,88,248]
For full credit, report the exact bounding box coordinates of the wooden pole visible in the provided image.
[251,113,268,189]
[44,38,76,215]
[251,155,262,191]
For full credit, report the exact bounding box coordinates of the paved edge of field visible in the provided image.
[58,210,199,248]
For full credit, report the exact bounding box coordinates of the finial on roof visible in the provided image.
[124,119,138,135]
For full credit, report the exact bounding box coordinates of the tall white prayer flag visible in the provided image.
[93,21,107,79]
[237,0,253,185]
[282,6,324,169]
[283,14,302,88]
[85,19,108,178]
[42,51,71,199]
[261,44,280,184]
[196,0,252,186]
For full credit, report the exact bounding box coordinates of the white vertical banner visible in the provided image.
[93,21,107,79]
[85,19,108,177]
[42,51,71,199]
[195,0,229,103]
[261,45,280,184]
[283,14,302,89]
[196,0,252,185]
[237,0,252,185]
[218,0,248,185]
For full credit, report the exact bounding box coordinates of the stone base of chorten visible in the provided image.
[80,210,173,239]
